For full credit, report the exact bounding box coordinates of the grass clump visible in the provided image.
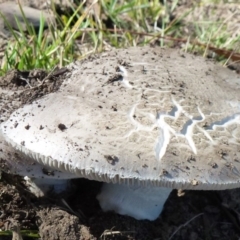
[0,2,87,75]
[0,0,239,75]
[0,0,179,75]
[0,229,40,238]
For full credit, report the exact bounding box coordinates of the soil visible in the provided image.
[1,172,240,240]
[0,1,240,240]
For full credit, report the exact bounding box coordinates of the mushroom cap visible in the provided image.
[0,128,75,179]
[1,46,240,190]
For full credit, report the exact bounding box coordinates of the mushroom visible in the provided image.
[0,125,77,196]
[1,46,240,220]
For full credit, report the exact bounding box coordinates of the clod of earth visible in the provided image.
[1,46,240,221]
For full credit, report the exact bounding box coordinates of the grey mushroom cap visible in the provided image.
[1,46,240,190]
[0,129,75,180]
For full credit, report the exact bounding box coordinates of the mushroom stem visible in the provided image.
[97,183,172,221]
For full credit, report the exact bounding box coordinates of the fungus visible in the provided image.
[1,46,240,220]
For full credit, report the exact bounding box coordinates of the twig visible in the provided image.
[61,198,86,221]
[100,228,136,240]
[168,213,204,240]
[5,219,23,240]
[21,66,63,92]
[74,27,240,61]
[19,77,33,88]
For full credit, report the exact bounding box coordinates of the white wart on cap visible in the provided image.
[1,46,240,220]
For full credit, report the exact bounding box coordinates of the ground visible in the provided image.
[1,172,240,239]
[0,1,240,240]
